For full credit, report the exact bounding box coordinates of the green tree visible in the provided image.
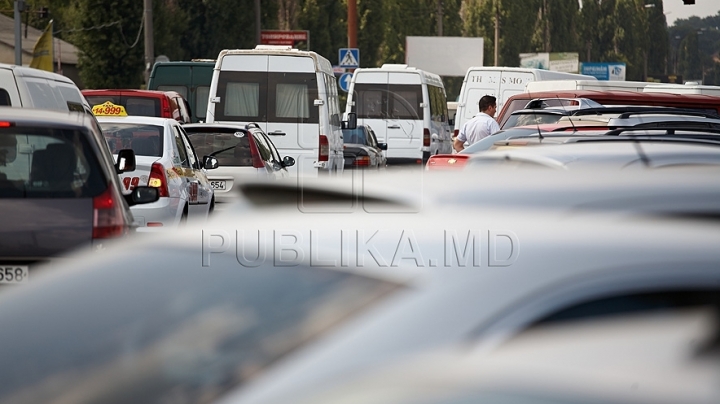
[70,0,144,88]
[678,31,702,81]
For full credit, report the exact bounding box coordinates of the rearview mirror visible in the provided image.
[282,156,295,168]
[125,186,159,206]
[116,149,136,173]
[378,142,388,151]
[203,155,219,170]
[342,112,357,130]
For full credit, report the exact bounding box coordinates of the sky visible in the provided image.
[662,0,719,25]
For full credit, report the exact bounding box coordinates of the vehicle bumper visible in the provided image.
[130,196,183,231]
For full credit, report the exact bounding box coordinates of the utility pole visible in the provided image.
[14,1,23,66]
[143,0,154,86]
[255,0,261,45]
[544,0,550,52]
[494,0,499,66]
[436,0,443,36]
[347,0,357,48]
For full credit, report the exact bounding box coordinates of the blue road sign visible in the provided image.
[338,72,353,92]
[339,48,360,68]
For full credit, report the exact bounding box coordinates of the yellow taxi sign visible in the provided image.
[92,101,127,117]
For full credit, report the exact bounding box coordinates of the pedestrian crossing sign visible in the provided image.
[339,48,360,68]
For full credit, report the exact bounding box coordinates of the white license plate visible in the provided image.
[210,181,226,190]
[0,266,29,283]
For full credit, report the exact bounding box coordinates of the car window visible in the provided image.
[502,112,564,129]
[0,127,107,198]
[172,125,190,167]
[196,86,209,120]
[342,127,368,145]
[367,128,379,148]
[185,128,253,167]
[0,264,402,404]
[252,130,273,162]
[263,132,283,163]
[177,126,199,169]
[0,88,11,106]
[531,289,720,327]
[99,123,164,157]
[24,79,64,110]
[170,125,192,168]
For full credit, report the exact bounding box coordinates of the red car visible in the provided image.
[82,89,192,123]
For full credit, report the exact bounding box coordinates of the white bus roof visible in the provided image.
[643,82,720,97]
[463,66,596,80]
[352,65,444,87]
[216,47,333,75]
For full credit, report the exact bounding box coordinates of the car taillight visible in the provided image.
[353,156,370,166]
[160,97,172,118]
[423,128,431,147]
[148,162,169,197]
[319,135,329,162]
[93,186,127,239]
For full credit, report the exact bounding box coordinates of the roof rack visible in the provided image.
[603,126,720,137]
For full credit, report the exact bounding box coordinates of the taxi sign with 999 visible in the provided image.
[92,101,128,117]
[0,266,29,283]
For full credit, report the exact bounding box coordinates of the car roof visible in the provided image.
[95,115,176,126]
[82,89,179,98]
[0,107,92,128]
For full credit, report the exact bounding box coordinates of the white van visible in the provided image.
[205,46,344,176]
[454,67,595,136]
[526,79,650,93]
[0,63,89,112]
[643,82,720,97]
[345,64,452,164]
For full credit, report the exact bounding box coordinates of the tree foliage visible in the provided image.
[7,0,719,88]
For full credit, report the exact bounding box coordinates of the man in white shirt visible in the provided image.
[453,95,500,152]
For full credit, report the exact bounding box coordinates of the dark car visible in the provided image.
[342,125,387,169]
[0,108,157,283]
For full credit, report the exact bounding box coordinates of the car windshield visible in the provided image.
[0,260,401,404]
[186,128,255,167]
[0,127,106,198]
[502,112,565,129]
[342,127,368,145]
[100,123,164,157]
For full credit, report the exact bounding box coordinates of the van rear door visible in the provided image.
[460,69,502,122]
[498,71,534,112]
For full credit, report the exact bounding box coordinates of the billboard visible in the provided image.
[580,63,627,81]
[519,53,580,73]
[406,36,484,77]
[260,30,310,49]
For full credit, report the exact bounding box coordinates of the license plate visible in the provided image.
[210,181,226,190]
[0,266,29,283]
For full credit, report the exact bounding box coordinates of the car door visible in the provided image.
[175,123,212,205]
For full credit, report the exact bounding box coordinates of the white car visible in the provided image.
[97,114,217,229]
[184,123,294,205]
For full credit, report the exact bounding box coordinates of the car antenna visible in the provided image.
[528,94,544,141]
[555,95,578,135]
[632,135,652,167]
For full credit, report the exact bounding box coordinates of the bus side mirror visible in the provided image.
[342,112,357,130]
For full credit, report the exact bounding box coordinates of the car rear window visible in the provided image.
[342,127,368,145]
[99,123,164,157]
[0,263,402,404]
[353,84,424,120]
[86,95,162,117]
[0,127,107,198]
[186,128,254,167]
[502,112,564,129]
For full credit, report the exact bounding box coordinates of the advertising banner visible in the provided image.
[580,63,627,81]
[260,30,310,49]
[519,53,579,73]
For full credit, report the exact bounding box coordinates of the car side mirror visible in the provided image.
[282,156,295,167]
[378,142,388,151]
[203,155,219,170]
[342,112,357,130]
[116,149,136,173]
[125,186,159,206]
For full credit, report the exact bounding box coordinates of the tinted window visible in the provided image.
[196,86,209,119]
[215,71,319,123]
[353,84,423,120]
[85,96,161,117]
[342,127,368,145]
[428,85,447,123]
[533,289,720,326]
[173,126,190,167]
[0,128,107,198]
[0,264,400,404]
[157,85,188,99]
[0,89,11,106]
[252,130,273,162]
[99,123,164,157]
[186,128,254,167]
[25,80,63,110]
